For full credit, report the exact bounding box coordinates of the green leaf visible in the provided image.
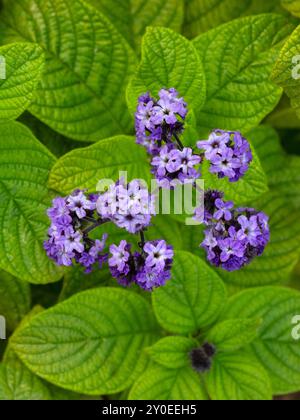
[48,136,151,194]
[219,192,300,286]
[127,27,206,114]
[281,0,300,17]
[193,14,293,134]
[183,0,285,38]
[266,96,300,128]
[129,364,208,400]
[202,145,268,204]
[87,0,184,50]
[148,336,198,369]
[272,24,300,123]
[0,363,51,400]
[222,287,300,395]
[0,270,31,331]
[206,318,261,352]
[3,306,83,401]
[0,121,63,284]
[19,112,90,158]
[11,288,161,395]
[249,125,300,210]
[205,351,272,400]
[0,43,44,122]
[153,251,227,334]
[0,0,137,142]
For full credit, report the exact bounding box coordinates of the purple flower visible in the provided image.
[79,252,96,272]
[214,199,234,221]
[202,229,218,250]
[151,145,179,177]
[67,191,96,219]
[108,238,174,291]
[135,88,187,157]
[200,194,270,271]
[144,240,174,272]
[238,215,261,247]
[194,190,224,225]
[210,148,241,180]
[109,240,131,273]
[197,131,229,160]
[151,146,201,188]
[219,238,246,262]
[89,234,108,258]
[61,231,85,254]
[44,190,108,271]
[135,268,171,291]
[198,130,253,182]
[47,197,70,220]
[179,148,201,175]
[136,100,155,131]
[97,179,156,234]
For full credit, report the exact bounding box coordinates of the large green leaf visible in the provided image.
[0,270,31,331]
[222,287,300,395]
[153,251,227,334]
[206,319,261,352]
[3,306,84,401]
[87,0,184,50]
[0,0,137,142]
[0,43,44,122]
[127,27,206,114]
[281,0,300,17]
[183,0,284,38]
[0,363,51,400]
[148,336,198,369]
[272,24,300,122]
[10,288,160,395]
[205,351,272,400]
[48,136,151,194]
[129,364,208,400]
[0,121,63,284]
[193,14,293,134]
[219,192,300,287]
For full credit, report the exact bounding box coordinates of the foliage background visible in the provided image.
[0,0,300,400]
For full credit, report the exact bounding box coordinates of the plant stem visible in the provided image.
[139,230,146,248]
[83,218,108,235]
[173,132,184,151]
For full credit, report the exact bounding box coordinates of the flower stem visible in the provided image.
[82,218,108,235]
[173,132,184,151]
[139,230,146,249]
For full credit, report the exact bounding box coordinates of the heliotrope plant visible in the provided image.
[44,88,270,287]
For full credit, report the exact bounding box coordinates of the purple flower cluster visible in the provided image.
[135,89,201,187]
[135,88,187,155]
[197,130,253,182]
[108,239,174,291]
[97,179,156,234]
[196,191,270,271]
[43,89,270,285]
[151,145,201,187]
[44,191,108,272]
